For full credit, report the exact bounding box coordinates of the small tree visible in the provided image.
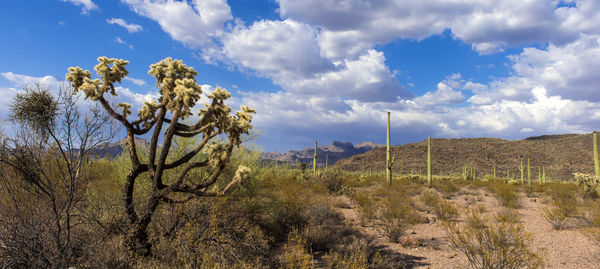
[65,57,255,255]
[0,85,114,267]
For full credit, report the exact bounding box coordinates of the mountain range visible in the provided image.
[261,141,383,166]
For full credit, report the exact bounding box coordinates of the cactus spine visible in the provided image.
[594,131,599,178]
[427,136,432,187]
[313,140,317,177]
[386,112,394,184]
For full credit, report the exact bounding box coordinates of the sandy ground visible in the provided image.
[333,187,600,268]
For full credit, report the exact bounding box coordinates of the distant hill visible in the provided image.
[261,141,383,166]
[333,133,597,181]
[90,138,149,158]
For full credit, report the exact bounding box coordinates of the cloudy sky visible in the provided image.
[1,0,599,152]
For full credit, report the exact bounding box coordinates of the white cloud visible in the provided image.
[122,0,232,48]
[221,20,407,102]
[115,37,134,49]
[278,0,600,57]
[107,18,143,33]
[2,72,61,90]
[412,81,465,109]
[61,0,98,14]
[222,19,334,82]
[282,49,409,102]
[469,34,600,104]
[124,77,146,86]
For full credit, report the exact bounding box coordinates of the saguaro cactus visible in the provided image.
[427,136,432,187]
[527,158,531,187]
[325,154,328,172]
[386,112,394,184]
[519,159,524,184]
[66,57,254,255]
[594,131,599,178]
[542,166,546,185]
[313,140,317,177]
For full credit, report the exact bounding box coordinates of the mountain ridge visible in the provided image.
[261,140,383,165]
[333,133,597,181]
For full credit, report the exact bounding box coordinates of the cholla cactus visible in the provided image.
[574,172,600,196]
[66,57,255,256]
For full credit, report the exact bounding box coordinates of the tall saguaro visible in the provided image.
[314,140,317,178]
[427,136,432,187]
[386,112,394,184]
[594,131,599,178]
[527,158,531,187]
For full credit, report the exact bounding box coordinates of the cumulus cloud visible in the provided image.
[469,34,600,104]
[107,18,143,33]
[278,0,600,57]
[122,0,232,48]
[222,19,334,81]
[283,49,409,102]
[2,72,61,90]
[61,0,98,14]
[220,20,409,102]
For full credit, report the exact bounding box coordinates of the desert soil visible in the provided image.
[334,188,600,268]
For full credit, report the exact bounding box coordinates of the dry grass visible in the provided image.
[445,211,543,269]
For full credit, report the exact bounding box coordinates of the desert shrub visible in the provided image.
[582,200,600,227]
[351,191,378,224]
[323,236,406,269]
[419,189,440,209]
[474,203,487,214]
[446,212,543,269]
[378,188,421,243]
[281,230,313,269]
[543,187,578,230]
[381,219,409,243]
[433,179,459,198]
[419,190,459,221]
[382,191,421,224]
[319,172,346,194]
[301,204,349,252]
[433,199,459,221]
[488,183,520,208]
[495,209,520,224]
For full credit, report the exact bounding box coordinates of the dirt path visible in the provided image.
[333,188,600,268]
[519,195,600,268]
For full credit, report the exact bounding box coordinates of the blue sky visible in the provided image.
[1,0,600,152]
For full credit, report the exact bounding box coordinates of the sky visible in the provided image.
[1,0,599,152]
